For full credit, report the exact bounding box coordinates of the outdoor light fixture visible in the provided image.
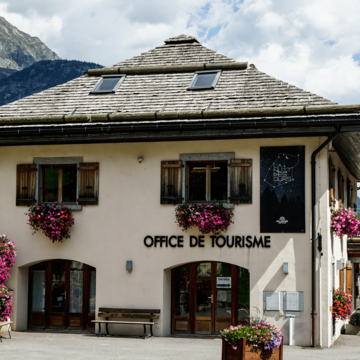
[283,262,289,274]
[126,260,133,272]
[137,157,144,163]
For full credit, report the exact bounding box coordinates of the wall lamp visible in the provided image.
[137,157,144,163]
[126,260,133,272]
[283,262,289,274]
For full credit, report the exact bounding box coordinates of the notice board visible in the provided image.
[260,146,305,233]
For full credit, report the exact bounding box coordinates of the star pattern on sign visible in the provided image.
[264,153,300,188]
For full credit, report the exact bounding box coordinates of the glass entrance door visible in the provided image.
[29,260,96,330]
[172,261,249,335]
[50,260,67,328]
[195,263,213,333]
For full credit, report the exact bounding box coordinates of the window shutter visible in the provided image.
[339,265,344,291]
[338,170,342,207]
[78,163,99,205]
[347,179,351,208]
[346,263,353,295]
[329,159,334,207]
[16,164,37,206]
[161,161,183,204]
[229,159,252,204]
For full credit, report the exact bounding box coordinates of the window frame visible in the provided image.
[41,164,77,205]
[186,160,228,202]
[90,74,126,94]
[34,157,83,210]
[180,152,234,208]
[188,70,221,90]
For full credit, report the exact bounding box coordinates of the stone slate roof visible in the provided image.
[0,35,335,119]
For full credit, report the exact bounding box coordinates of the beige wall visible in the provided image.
[2,136,355,346]
[321,149,357,346]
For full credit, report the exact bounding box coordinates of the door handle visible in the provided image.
[208,295,213,304]
[62,291,66,300]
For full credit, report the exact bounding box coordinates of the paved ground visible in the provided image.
[1,332,360,359]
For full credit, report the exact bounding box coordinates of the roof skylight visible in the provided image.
[90,74,125,94]
[188,70,221,90]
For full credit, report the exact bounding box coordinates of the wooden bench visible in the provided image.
[0,321,12,342]
[92,308,160,339]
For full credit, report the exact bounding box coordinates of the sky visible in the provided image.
[1,0,360,106]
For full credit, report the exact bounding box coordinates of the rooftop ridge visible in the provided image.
[86,62,248,76]
[164,34,199,44]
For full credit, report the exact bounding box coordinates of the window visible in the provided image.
[329,158,335,207]
[42,165,77,203]
[90,74,125,94]
[188,161,227,201]
[16,158,99,208]
[160,153,252,206]
[188,70,221,90]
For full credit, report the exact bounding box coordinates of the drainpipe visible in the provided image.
[311,127,341,347]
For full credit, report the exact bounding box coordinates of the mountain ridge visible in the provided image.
[0,60,103,106]
[0,15,61,71]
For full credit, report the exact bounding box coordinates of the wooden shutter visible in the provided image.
[329,159,334,207]
[16,164,37,206]
[229,159,252,204]
[346,263,353,295]
[161,161,183,204]
[78,163,99,205]
[338,171,342,207]
[339,265,344,291]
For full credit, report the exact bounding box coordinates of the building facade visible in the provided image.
[1,35,360,348]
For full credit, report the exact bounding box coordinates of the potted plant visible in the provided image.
[0,235,16,285]
[330,208,360,238]
[27,203,74,243]
[175,202,234,235]
[221,321,283,360]
[332,287,352,321]
[0,285,13,322]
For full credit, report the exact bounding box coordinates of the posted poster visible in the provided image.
[260,146,305,233]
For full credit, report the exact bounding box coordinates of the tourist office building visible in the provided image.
[1,35,360,348]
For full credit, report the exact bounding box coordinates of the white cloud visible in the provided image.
[0,3,62,43]
[1,0,360,104]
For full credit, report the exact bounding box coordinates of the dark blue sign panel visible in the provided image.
[260,146,305,233]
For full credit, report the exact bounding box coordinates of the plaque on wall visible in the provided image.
[260,146,305,233]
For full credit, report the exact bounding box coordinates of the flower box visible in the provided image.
[222,337,283,360]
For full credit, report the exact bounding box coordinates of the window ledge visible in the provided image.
[39,203,83,211]
[66,205,83,211]
[183,202,234,209]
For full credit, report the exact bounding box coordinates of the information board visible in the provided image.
[217,277,231,288]
[260,146,305,233]
[284,291,304,311]
[263,291,282,311]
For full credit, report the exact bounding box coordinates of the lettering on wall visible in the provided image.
[143,235,271,248]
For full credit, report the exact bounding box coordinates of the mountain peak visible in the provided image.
[0,15,61,71]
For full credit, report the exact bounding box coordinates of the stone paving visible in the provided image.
[1,331,360,359]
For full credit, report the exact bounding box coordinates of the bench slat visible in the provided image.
[0,321,12,327]
[98,313,160,319]
[92,321,155,325]
[99,308,160,314]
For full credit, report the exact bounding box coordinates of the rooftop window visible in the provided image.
[188,70,221,90]
[90,74,125,94]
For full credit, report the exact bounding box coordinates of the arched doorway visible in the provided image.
[171,262,249,335]
[28,260,96,330]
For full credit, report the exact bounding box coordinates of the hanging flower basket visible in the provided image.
[332,287,352,321]
[221,322,283,360]
[330,208,360,237]
[27,203,74,243]
[0,235,16,285]
[175,203,234,235]
[0,285,13,322]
